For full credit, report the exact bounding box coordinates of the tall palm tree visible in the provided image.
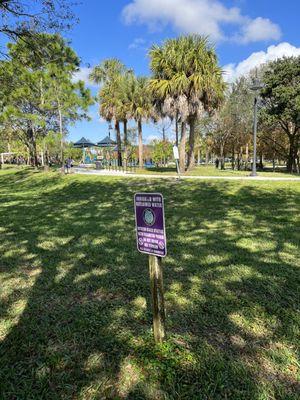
[117,71,135,167]
[149,35,225,171]
[90,59,126,166]
[126,75,153,168]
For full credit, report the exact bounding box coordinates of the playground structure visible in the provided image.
[73,135,138,170]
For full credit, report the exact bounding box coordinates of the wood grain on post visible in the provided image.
[149,255,166,343]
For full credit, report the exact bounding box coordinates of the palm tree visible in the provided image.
[126,75,153,168]
[149,35,225,171]
[89,58,126,85]
[90,59,126,166]
[117,71,136,168]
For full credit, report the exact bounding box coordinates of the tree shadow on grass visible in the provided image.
[0,172,299,399]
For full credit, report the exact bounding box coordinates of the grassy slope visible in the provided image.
[0,169,299,400]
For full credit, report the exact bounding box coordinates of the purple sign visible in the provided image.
[134,193,167,257]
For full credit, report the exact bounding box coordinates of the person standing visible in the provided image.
[64,158,72,174]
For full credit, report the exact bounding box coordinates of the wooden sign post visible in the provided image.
[149,255,166,342]
[134,193,167,343]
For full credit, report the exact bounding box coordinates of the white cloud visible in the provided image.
[122,0,281,43]
[223,42,300,82]
[129,37,147,49]
[72,67,97,87]
[238,17,281,44]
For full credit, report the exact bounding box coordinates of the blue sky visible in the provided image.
[68,0,300,144]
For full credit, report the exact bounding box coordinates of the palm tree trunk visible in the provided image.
[175,113,179,147]
[179,122,187,173]
[115,120,122,167]
[187,116,196,170]
[138,119,143,168]
[123,119,128,168]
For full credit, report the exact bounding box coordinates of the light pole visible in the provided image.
[250,77,264,176]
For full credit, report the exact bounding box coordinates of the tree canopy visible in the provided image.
[261,56,300,172]
[149,35,225,171]
[0,33,93,166]
[0,0,76,56]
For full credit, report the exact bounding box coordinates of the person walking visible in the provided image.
[64,158,72,174]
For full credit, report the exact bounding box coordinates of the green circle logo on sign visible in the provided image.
[143,208,155,226]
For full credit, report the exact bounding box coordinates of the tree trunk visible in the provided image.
[259,153,263,170]
[237,147,242,170]
[245,142,249,170]
[123,119,128,168]
[231,145,235,170]
[187,116,196,170]
[175,114,179,147]
[58,105,64,168]
[296,154,300,174]
[287,134,298,173]
[197,148,201,165]
[44,148,50,170]
[220,143,225,170]
[205,148,209,165]
[138,119,143,168]
[27,128,38,167]
[114,120,122,167]
[179,122,187,173]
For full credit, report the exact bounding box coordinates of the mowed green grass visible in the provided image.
[0,169,299,400]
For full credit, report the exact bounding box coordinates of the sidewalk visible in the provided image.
[74,168,300,181]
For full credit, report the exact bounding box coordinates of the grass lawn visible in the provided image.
[130,165,298,177]
[0,168,299,399]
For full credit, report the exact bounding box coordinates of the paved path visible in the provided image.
[74,168,300,181]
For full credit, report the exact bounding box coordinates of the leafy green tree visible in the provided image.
[0,0,75,56]
[149,35,225,171]
[0,129,7,157]
[151,140,173,167]
[209,81,251,170]
[64,143,82,162]
[260,56,300,172]
[0,34,92,167]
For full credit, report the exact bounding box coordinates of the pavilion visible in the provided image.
[97,136,116,148]
[73,137,96,163]
[96,136,117,166]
